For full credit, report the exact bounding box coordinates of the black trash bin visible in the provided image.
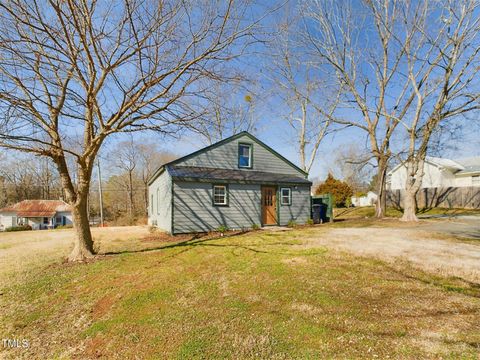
[319,203,327,222]
[311,194,333,223]
[312,203,328,224]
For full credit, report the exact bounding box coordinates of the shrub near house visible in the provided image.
[4,225,32,232]
[315,173,353,207]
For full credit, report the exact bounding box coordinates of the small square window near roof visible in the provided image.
[238,143,252,168]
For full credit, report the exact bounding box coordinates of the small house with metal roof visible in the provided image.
[148,132,312,234]
[0,200,73,231]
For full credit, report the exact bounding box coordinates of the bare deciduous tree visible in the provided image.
[0,0,256,261]
[398,1,480,221]
[191,81,259,145]
[108,136,176,218]
[302,0,420,217]
[332,143,372,194]
[0,153,63,205]
[137,144,177,213]
[268,13,339,173]
[110,138,138,218]
[303,0,480,219]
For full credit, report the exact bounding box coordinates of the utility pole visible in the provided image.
[97,160,104,227]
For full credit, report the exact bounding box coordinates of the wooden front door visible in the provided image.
[261,186,277,225]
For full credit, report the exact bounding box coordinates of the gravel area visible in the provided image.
[304,217,480,282]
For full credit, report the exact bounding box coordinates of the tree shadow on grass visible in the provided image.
[101,231,249,256]
[100,230,313,262]
[324,322,480,350]
[383,263,480,298]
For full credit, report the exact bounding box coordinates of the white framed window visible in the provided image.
[280,187,291,206]
[238,143,252,168]
[150,194,154,214]
[473,175,480,186]
[157,188,160,215]
[43,217,49,225]
[213,185,228,206]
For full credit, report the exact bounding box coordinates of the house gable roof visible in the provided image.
[388,156,465,175]
[427,157,464,171]
[168,166,312,185]
[148,131,308,185]
[454,156,480,175]
[0,200,71,217]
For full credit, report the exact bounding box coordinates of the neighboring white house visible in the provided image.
[0,200,73,231]
[351,191,378,207]
[388,156,480,190]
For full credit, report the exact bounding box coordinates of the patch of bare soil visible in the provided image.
[303,219,480,283]
[92,295,116,319]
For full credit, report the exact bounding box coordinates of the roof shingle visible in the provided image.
[0,200,71,217]
[167,166,312,185]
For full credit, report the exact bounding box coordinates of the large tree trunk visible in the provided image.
[68,194,95,261]
[56,156,96,262]
[400,159,424,222]
[375,158,388,218]
[401,188,418,221]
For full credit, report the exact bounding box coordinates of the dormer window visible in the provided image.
[238,143,252,168]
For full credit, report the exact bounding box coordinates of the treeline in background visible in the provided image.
[0,137,176,226]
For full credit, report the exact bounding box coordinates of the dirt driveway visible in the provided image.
[304,216,480,283]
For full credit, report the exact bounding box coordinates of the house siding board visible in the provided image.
[175,134,305,177]
[172,181,312,233]
[172,181,262,233]
[148,170,172,233]
[278,185,311,225]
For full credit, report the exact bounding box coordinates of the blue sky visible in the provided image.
[71,0,480,181]
[123,0,480,183]
[137,114,479,182]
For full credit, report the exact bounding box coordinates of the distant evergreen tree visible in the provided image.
[315,173,353,208]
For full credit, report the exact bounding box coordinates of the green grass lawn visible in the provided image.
[1,229,479,359]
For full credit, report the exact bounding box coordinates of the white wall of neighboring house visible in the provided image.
[456,174,480,187]
[389,162,455,190]
[389,158,480,190]
[352,191,378,207]
[0,212,17,230]
[55,211,73,226]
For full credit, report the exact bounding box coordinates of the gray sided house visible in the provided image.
[148,132,312,234]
